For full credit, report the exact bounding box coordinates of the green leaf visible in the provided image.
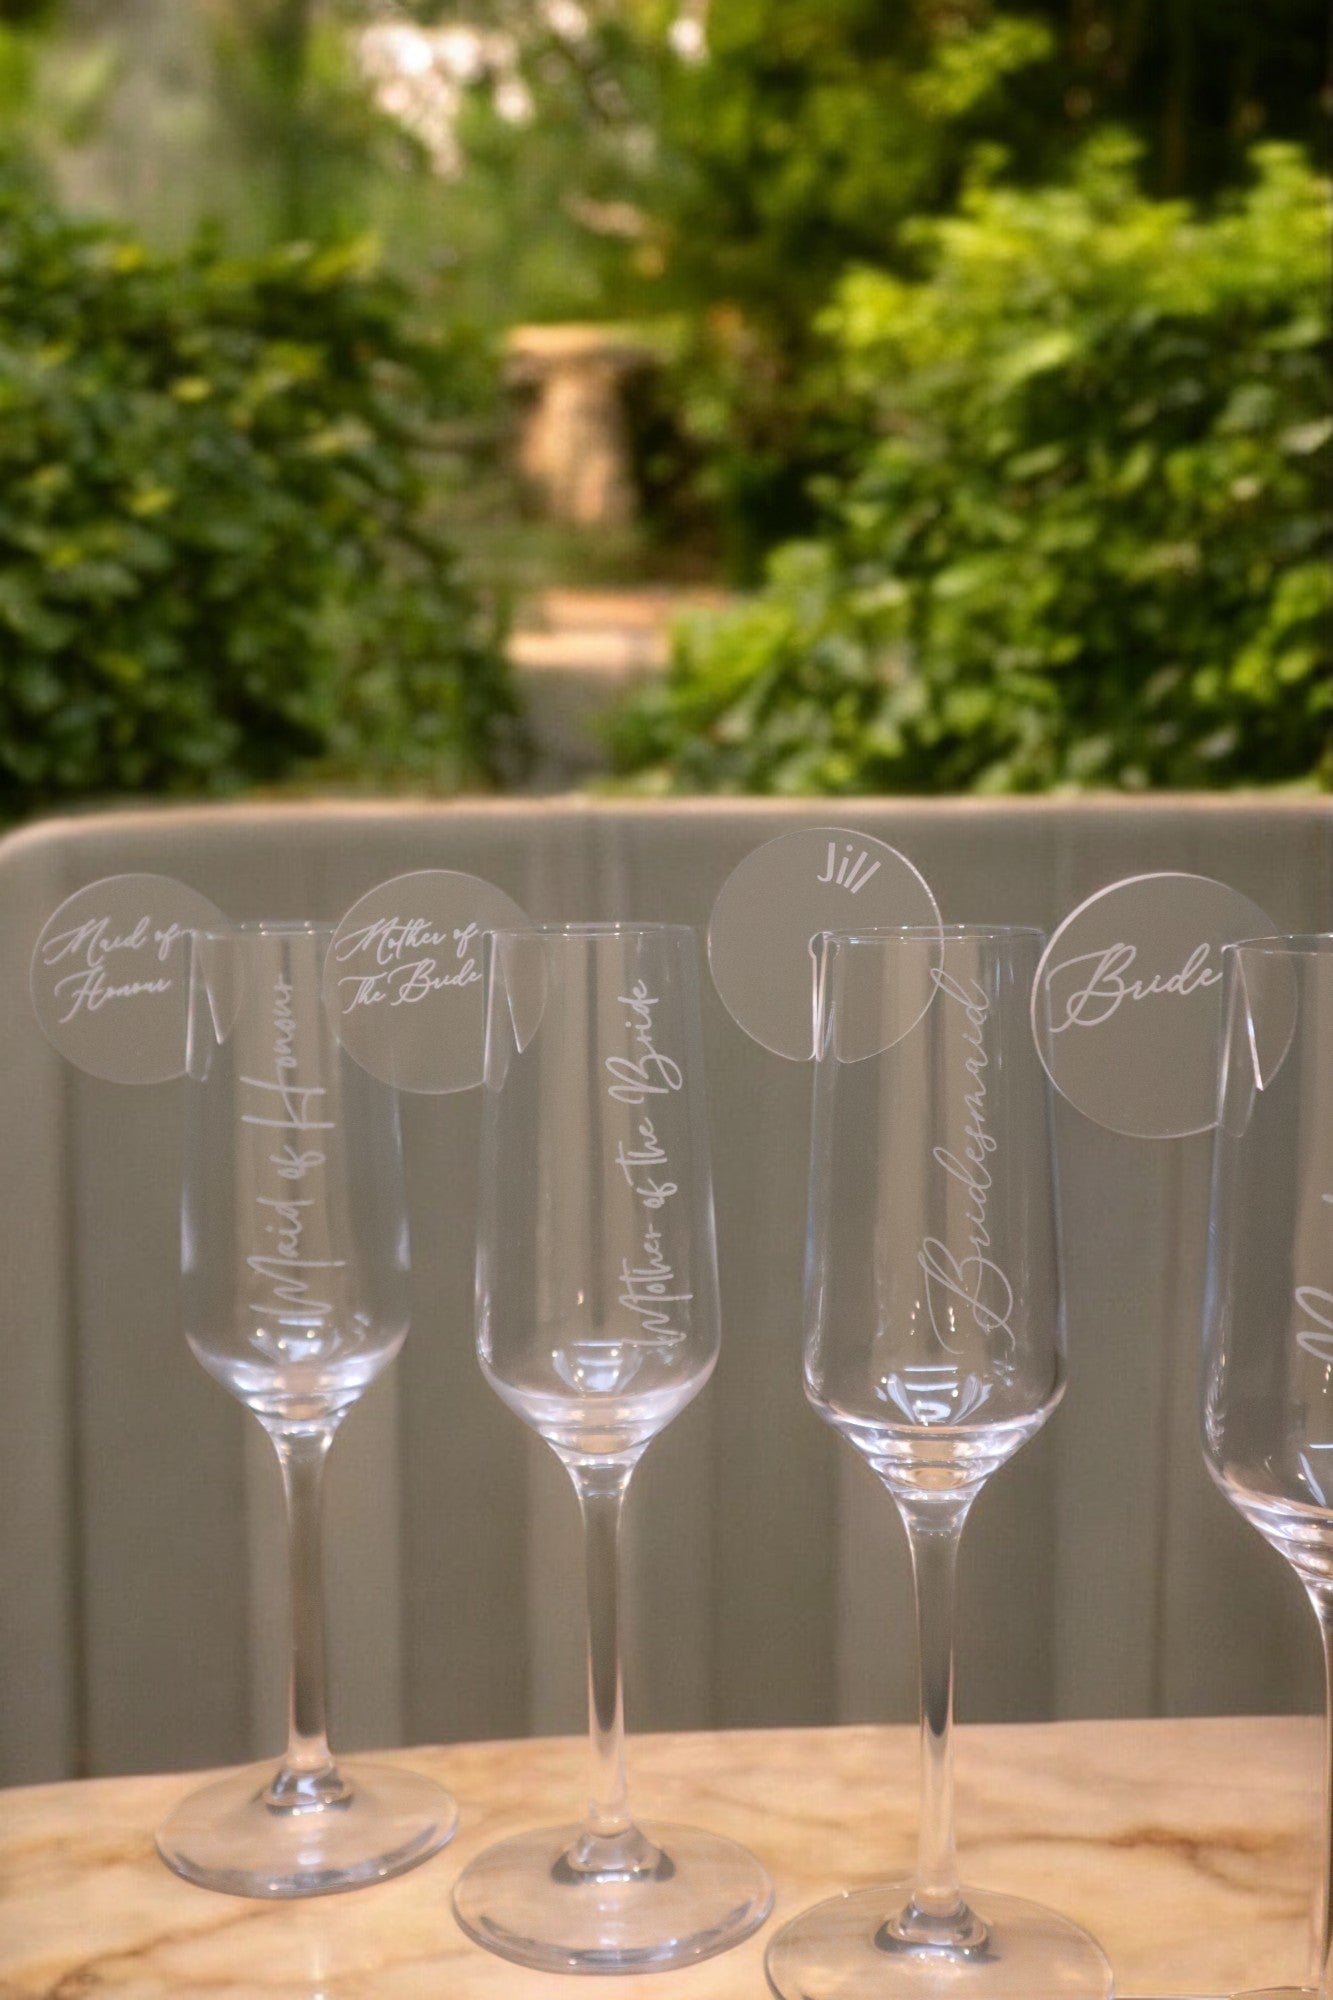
[0,177,516,822]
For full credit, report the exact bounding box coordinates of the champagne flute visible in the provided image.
[1203,934,1333,1999]
[452,921,773,1973]
[766,925,1112,1999]
[155,921,457,1898]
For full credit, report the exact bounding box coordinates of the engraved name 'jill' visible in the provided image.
[1046,940,1220,1033]
[816,841,881,895]
[619,1223,693,1342]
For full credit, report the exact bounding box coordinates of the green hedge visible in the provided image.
[0,171,519,822]
[610,140,1331,794]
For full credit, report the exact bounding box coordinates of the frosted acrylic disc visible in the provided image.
[1032,871,1284,1138]
[325,869,529,1093]
[708,828,941,1060]
[30,873,228,1084]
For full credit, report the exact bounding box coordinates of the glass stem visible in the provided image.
[263,1421,350,1812]
[551,1455,667,1882]
[1310,1586,1333,1997]
[880,1492,986,1953]
[574,1462,635,1839]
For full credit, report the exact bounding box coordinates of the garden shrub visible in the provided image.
[609,140,1331,793]
[0,168,519,823]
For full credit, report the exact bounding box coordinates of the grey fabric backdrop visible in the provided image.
[2,795,1329,1787]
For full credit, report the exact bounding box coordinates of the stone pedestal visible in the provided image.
[506,324,656,529]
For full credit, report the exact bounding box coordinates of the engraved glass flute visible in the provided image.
[1203,934,1333,2000]
[766,926,1113,2000]
[452,921,773,1973]
[155,922,457,1898]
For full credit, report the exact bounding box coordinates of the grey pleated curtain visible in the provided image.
[2,796,1329,1787]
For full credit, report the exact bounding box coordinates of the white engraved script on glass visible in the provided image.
[554,979,693,1399]
[882,968,1015,1428]
[238,972,346,1382]
[1296,1189,1333,1506]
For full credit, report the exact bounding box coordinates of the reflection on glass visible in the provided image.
[766,926,1112,2000]
[453,922,772,1973]
[156,922,456,1899]
[1203,934,1333,2000]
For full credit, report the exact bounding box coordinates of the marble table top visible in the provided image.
[0,1716,1316,1997]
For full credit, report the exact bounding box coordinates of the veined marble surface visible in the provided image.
[0,1717,1316,1997]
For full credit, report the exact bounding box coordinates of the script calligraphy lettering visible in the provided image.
[40,912,188,1022]
[604,980,693,1350]
[242,976,344,1324]
[1045,940,1220,1034]
[333,917,482,1014]
[916,969,1016,1366]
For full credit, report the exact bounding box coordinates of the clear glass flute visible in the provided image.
[766,925,1112,1999]
[452,921,773,1973]
[155,922,457,1898]
[1203,934,1333,2000]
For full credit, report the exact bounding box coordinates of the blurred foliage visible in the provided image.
[408,0,1084,570]
[0,2,465,271]
[609,141,1332,794]
[3,3,1326,581]
[0,4,1327,803]
[206,0,399,242]
[400,0,1330,573]
[0,166,519,823]
[628,2,1064,575]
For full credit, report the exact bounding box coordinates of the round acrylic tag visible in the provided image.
[1031,871,1285,1139]
[30,874,228,1085]
[325,869,530,1093]
[708,827,941,1061]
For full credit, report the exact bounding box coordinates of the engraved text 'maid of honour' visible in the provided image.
[239,971,345,1340]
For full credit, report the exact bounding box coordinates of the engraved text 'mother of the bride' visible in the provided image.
[606,981,692,1349]
[478,932,721,1469]
[334,919,482,1013]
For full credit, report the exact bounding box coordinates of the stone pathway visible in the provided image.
[510,587,728,786]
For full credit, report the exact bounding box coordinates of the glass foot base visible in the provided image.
[155,1759,458,1898]
[765,1881,1113,1998]
[452,1820,773,1973]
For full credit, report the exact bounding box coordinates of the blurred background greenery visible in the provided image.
[0,0,1328,816]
